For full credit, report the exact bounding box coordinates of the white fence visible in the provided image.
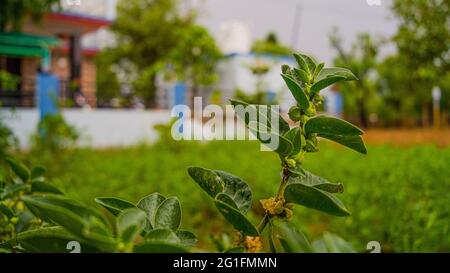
[1,108,172,149]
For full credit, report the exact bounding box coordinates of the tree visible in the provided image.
[377,55,421,126]
[94,51,121,107]
[107,0,221,108]
[390,0,450,126]
[329,31,382,128]
[165,25,222,102]
[251,32,291,56]
[0,0,60,31]
[234,60,274,105]
[233,32,291,105]
[107,0,190,108]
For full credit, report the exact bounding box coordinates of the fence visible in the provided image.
[0,77,96,108]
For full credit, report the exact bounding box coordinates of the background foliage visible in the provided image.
[20,140,450,252]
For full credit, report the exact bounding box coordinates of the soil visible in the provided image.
[362,129,450,147]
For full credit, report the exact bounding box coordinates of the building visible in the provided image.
[0,9,111,107]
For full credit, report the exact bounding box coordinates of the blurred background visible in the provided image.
[0,0,449,252]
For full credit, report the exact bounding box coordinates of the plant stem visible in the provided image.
[257,214,269,233]
[276,172,289,198]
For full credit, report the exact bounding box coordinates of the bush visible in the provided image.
[30,114,79,154]
[0,112,17,158]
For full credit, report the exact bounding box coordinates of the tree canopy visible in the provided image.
[98,0,221,107]
[251,32,291,56]
[0,0,60,31]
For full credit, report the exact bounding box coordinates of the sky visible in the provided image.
[195,0,398,63]
[74,0,398,63]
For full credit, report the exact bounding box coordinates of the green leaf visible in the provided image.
[230,99,290,134]
[117,208,146,243]
[25,194,110,227]
[146,228,180,244]
[288,169,344,193]
[284,183,350,216]
[311,75,346,94]
[288,105,301,121]
[293,53,310,73]
[224,247,245,253]
[287,164,306,177]
[268,222,278,253]
[30,166,46,180]
[313,62,325,79]
[214,199,259,236]
[281,74,310,109]
[305,115,367,154]
[215,193,238,209]
[15,211,34,233]
[0,203,14,218]
[21,195,115,251]
[299,54,316,73]
[0,183,30,200]
[248,121,293,157]
[95,197,136,216]
[0,247,10,253]
[293,68,309,83]
[176,230,198,247]
[283,127,302,156]
[187,167,252,214]
[31,181,63,194]
[133,241,188,253]
[274,221,313,253]
[154,197,181,231]
[319,134,367,154]
[5,157,29,182]
[316,67,358,82]
[137,192,166,231]
[15,226,101,253]
[305,115,363,136]
[281,64,291,74]
[312,232,356,253]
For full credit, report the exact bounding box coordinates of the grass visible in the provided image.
[24,139,450,252]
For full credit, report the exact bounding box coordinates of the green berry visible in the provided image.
[288,106,301,121]
[286,159,296,168]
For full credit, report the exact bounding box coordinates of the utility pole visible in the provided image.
[290,1,302,49]
[432,86,442,129]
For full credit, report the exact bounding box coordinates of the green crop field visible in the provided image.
[21,139,450,252]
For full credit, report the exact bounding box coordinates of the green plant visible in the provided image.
[0,156,60,242]
[0,0,60,32]
[329,31,382,127]
[187,52,366,252]
[233,60,276,105]
[0,156,196,253]
[251,32,292,56]
[0,70,21,91]
[19,140,449,252]
[1,53,368,253]
[0,112,18,157]
[30,114,79,154]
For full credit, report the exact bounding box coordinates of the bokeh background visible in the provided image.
[0,0,449,252]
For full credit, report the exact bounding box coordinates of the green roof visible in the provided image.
[0,32,60,58]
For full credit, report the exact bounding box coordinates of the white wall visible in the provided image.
[1,109,172,149]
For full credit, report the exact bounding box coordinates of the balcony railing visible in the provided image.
[0,78,92,108]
